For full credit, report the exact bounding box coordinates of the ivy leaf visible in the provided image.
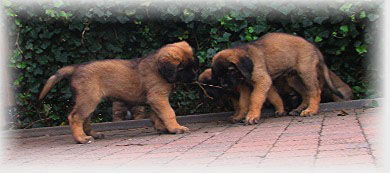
[315,36,323,42]
[33,68,43,75]
[182,9,195,23]
[248,26,254,33]
[217,32,231,42]
[359,11,366,18]
[15,19,22,27]
[56,53,69,63]
[2,0,12,7]
[318,30,330,38]
[53,0,64,8]
[125,9,136,16]
[339,3,352,12]
[5,8,16,17]
[25,42,33,50]
[58,11,72,19]
[41,41,51,49]
[93,7,105,17]
[253,23,267,34]
[197,55,205,64]
[206,48,217,57]
[69,21,83,31]
[279,3,296,15]
[330,15,344,24]
[140,1,151,7]
[356,44,367,54]
[301,17,313,27]
[89,42,102,52]
[367,13,379,21]
[167,6,180,16]
[16,62,27,69]
[45,9,57,18]
[35,48,43,54]
[116,16,129,24]
[340,25,349,33]
[210,28,218,34]
[37,56,49,65]
[313,16,329,24]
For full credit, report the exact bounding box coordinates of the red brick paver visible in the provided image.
[0,107,382,169]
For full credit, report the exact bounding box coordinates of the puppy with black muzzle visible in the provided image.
[211,33,346,125]
[39,41,198,144]
[198,68,287,123]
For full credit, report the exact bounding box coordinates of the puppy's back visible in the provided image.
[70,59,144,99]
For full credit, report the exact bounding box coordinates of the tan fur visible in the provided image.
[39,41,195,144]
[212,33,343,124]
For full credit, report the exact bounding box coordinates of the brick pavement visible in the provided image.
[0,107,382,170]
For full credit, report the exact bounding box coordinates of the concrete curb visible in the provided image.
[2,98,383,138]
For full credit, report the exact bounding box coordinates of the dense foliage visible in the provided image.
[3,0,382,129]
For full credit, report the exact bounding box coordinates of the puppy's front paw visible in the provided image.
[154,123,169,134]
[230,116,244,123]
[300,109,317,117]
[230,114,246,123]
[274,111,287,117]
[168,125,189,134]
[289,109,301,116]
[76,136,95,144]
[245,114,260,125]
[92,132,105,139]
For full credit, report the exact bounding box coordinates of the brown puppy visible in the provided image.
[211,33,345,124]
[198,68,287,123]
[39,41,197,144]
[279,69,354,115]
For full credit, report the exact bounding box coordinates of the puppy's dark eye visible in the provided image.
[228,67,237,73]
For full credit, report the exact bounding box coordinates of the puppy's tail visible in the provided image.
[39,65,76,100]
[317,50,345,99]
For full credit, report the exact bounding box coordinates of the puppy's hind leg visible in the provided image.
[285,76,309,116]
[68,96,101,144]
[266,86,287,117]
[149,110,168,134]
[84,116,105,139]
[296,61,321,117]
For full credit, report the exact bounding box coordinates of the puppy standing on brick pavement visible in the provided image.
[198,68,287,123]
[211,33,346,125]
[39,41,198,144]
[198,68,353,121]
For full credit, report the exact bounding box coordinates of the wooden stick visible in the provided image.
[195,82,223,89]
[194,82,215,100]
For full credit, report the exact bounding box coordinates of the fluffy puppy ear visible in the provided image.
[234,56,253,80]
[157,50,180,83]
